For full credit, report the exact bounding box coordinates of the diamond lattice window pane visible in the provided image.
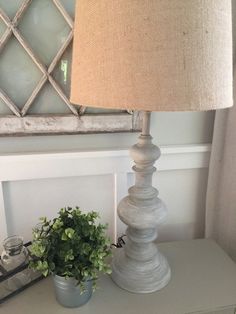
[0,0,25,19]
[18,0,71,66]
[0,38,42,109]
[0,19,6,38]
[0,99,13,115]
[52,44,72,98]
[60,0,75,18]
[28,82,71,114]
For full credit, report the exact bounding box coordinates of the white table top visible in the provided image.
[1,239,236,314]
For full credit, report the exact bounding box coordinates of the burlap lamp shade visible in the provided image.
[70,0,233,112]
[70,0,233,294]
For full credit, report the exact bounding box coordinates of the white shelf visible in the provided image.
[2,239,236,314]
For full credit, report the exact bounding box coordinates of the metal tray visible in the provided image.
[0,241,44,304]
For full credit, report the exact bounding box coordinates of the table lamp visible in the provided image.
[70,0,233,293]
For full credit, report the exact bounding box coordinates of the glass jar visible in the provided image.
[1,235,28,270]
[1,235,31,291]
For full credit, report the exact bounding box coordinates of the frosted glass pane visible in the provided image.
[0,38,42,109]
[19,0,71,66]
[28,82,71,114]
[0,99,13,115]
[60,0,75,18]
[0,0,25,19]
[0,19,6,38]
[52,44,72,97]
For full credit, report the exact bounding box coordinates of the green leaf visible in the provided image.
[52,218,63,230]
[64,249,74,262]
[30,242,46,258]
[65,228,75,239]
[106,268,112,275]
[42,269,49,277]
[61,232,68,241]
[39,217,47,223]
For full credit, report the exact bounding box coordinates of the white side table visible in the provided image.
[2,239,236,314]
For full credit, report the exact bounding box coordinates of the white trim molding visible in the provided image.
[0,144,211,241]
[0,144,211,181]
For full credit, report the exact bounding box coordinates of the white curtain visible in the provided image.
[205,1,236,260]
[205,106,236,261]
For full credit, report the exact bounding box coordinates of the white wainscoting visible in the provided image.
[0,144,211,244]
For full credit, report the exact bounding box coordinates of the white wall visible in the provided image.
[0,144,211,246]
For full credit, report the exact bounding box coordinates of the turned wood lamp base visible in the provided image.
[111,111,171,293]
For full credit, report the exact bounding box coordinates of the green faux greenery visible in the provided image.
[29,207,112,291]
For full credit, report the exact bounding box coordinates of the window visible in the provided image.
[0,0,140,135]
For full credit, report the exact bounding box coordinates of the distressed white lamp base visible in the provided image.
[112,245,171,293]
[111,111,171,293]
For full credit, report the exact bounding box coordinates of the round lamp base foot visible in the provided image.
[111,247,171,294]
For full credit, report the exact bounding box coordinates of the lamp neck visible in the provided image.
[141,111,151,136]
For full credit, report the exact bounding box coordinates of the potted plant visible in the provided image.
[29,207,111,308]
